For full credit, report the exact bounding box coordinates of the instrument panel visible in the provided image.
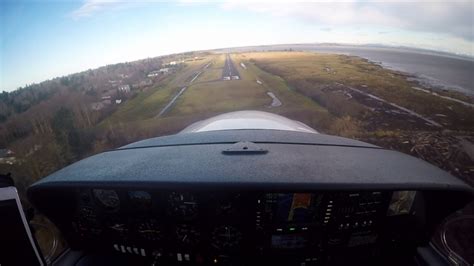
[27,130,473,265]
[48,188,422,265]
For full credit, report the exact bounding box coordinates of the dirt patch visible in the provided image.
[322,84,440,131]
[361,131,474,186]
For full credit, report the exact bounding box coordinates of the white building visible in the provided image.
[118,84,131,93]
[147,71,160,77]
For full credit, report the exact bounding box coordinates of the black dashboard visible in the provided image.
[27,130,473,266]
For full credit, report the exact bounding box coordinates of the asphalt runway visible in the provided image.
[222,54,240,80]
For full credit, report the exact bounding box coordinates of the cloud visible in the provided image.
[70,0,197,19]
[220,1,474,41]
[70,0,132,19]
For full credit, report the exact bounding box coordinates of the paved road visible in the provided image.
[267,92,282,107]
[222,54,240,80]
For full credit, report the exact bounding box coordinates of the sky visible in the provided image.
[1,0,473,92]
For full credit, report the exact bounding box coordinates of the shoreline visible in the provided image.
[356,57,474,100]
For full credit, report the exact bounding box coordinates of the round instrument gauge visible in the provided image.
[211,226,242,250]
[168,192,198,218]
[176,224,200,246]
[92,189,120,210]
[137,219,161,241]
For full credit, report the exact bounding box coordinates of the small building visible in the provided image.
[118,84,131,93]
[140,79,153,86]
[147,71,160,77]
[159,68,170,73]
[164,60,184,67]
[115,99,122,104]
[133,79,153,89]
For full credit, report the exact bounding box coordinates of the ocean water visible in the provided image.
[224,45,474,96]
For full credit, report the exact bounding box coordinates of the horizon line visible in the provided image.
[3,42,473,93]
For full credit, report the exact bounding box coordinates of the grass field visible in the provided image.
[232,53,334,130]
[105,51,386,136]
[169,54,269,116]
[162,52,335,134]
[102,55,216,125]
[169,80,269,116]
[196,54,225,83]
[169,57,215,87]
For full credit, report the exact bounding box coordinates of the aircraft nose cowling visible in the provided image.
[179,110,318,134]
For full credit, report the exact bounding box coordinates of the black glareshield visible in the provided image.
[0,186,45,266]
